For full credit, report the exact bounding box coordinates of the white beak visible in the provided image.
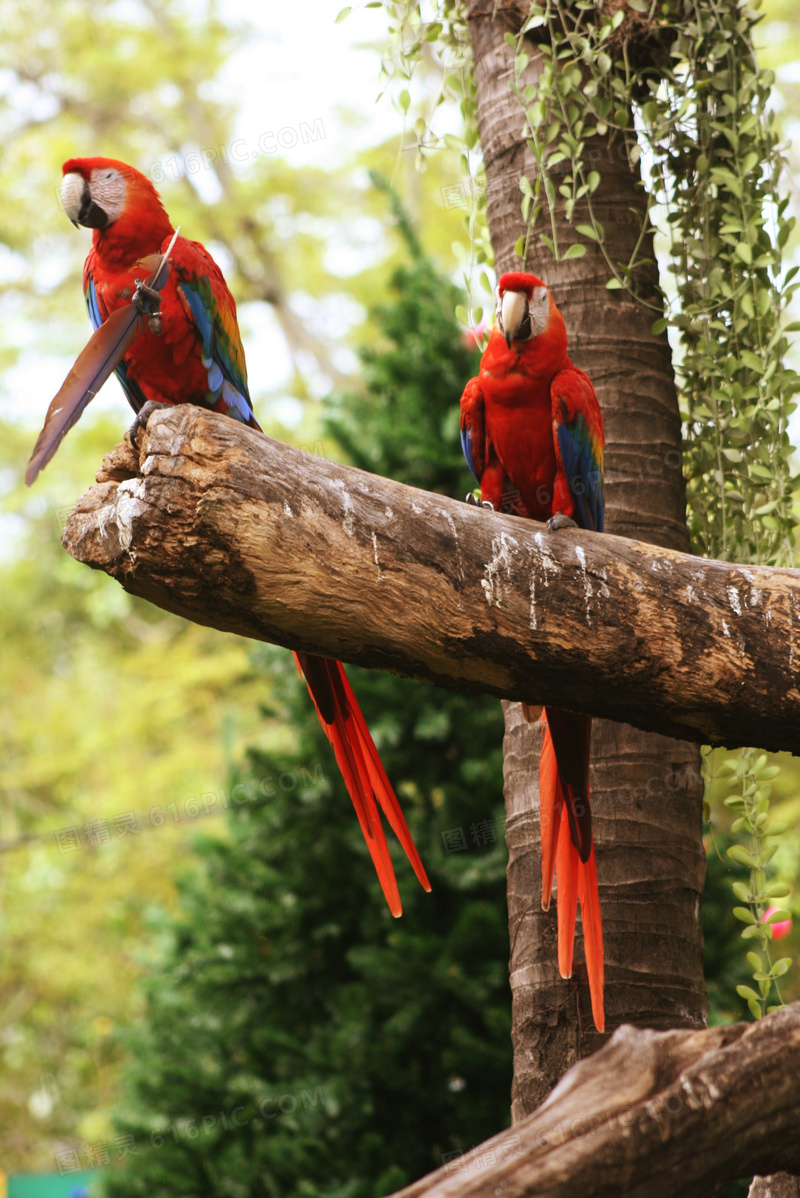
[61,172,85,224]
[501,290,528,347]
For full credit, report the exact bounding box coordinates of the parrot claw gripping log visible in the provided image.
[464,492,495,510]
[547,513,578,533]
[459,270,606,1032]
[128,399,173,446]
[27,156,431,916]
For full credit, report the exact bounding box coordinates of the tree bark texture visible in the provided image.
[61,409,800,753]
[385,1002,800,1198]
[749,1178,800,1198]
[466,0,707,1112]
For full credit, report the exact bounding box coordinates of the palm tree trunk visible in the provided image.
[466,0,707,1116]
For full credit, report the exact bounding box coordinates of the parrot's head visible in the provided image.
[60,157,173,251]
[496,271,565,352]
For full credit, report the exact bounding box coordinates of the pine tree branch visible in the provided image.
[386,1001,800,1198]
[61,405,800,755]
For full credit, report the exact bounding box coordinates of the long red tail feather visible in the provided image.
[294,652,430,915]
[539,709,605,1031]
[337,668,431,894]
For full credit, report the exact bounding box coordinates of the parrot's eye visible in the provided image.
[88,166,128,225]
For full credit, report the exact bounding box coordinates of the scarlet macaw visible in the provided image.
[48,156,431,916]
[460,271,605,1031]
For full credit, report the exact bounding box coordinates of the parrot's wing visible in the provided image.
[459,377,486,483]
[85,270,148,414]
[26,304,146,485]
[170,237,260,429]
[26,255,172,486]
[550,368,605,532]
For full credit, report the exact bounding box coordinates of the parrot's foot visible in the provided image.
[128,400,173,446]
[547,513,577,532]
[465,492,495,511]
[132,279,164,334]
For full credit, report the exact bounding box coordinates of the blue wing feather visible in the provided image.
[555,416,604,532]
[551,368,604,533]
[461,426,479,484]
[178,277,254,425]
[85,275,147,414]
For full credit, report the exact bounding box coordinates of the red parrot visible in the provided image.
[42,156,431,916]
[460,271,605,1031]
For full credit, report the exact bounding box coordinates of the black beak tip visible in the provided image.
[505,332,512,349]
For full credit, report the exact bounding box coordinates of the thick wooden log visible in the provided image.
[384,1001,800,1198]
[62,405,800,754]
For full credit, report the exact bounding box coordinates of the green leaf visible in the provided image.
[735,242,753,265]
[587,171,601,193]
[733,907,756,924]
[732,882,751,902]
[575,223,599,241]
[746,952,762,972]
[562,243,587,260]
[772,958,792,978]
[651,317,668,335]
[513,234,526,260]
[740,349,763,372]
[765,907,791,924]
[335,6,351,21]
[606,278,623,290]
[736,985,760,1002]
[727,844,756,867]
[747,996,763,1019]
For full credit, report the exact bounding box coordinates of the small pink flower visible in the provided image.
[762,906,793,939]
[461,319,488,349]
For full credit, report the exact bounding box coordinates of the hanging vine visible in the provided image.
[361,0,799,1016]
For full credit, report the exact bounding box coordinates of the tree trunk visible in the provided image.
[466,0,707,1114]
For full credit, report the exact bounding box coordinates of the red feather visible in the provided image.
[294,652,425,916]
[26,258,171,486]
[540,713,605,1032]
[25,303,144,486]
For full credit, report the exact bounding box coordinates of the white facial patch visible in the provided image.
[89,166,128,223]
[529,285,550,338]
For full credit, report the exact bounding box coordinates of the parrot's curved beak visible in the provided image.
[61,172,110,230]
[501,290,528,348]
